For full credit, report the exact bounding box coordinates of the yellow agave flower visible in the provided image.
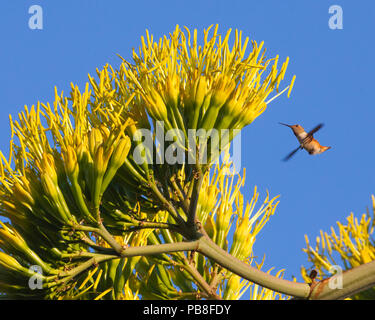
[119,25,294,161]
[302,195,375,299]
[0,25,294,299]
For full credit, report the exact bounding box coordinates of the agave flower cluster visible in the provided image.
[301,195,375,299]
[0,25,293,299]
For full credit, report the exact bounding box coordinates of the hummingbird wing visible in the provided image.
[307,123,324,137]
[282,146,303,161]
[302,123,324,145]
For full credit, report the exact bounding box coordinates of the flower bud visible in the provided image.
[13,182,34,206]
[233,213,250,245]
[0,251,26,274]
[148,87,168,120]
[63,146,79,179]
[360,247,374,264]
[89,128,103,158]
[0,221,28,253]
[239,101,266,128]
[194,76,208,109]
[199,185,218,217]
[126,123,138,139]
[94,145,106,176]
[204,215,217,240]
[166,74,179,108]
[77,136,89,162]
[101,137,131,194]
[211,76,236,109]
[41,153,58,185]
[41,173,59,202]
[223,93,245,119]
[111,136,131,170]
[224,276,241,299]
[99,125,110,141]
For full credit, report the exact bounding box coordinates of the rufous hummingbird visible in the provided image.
[279,122,331,161]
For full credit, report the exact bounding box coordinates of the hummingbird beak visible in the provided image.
[279,122,292,128]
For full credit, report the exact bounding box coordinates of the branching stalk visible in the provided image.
[182,257,222,300]
[187,166,203,226]
[196,236,311,298]
[308,260,375,300]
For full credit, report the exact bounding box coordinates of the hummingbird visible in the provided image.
[279,122,331,161]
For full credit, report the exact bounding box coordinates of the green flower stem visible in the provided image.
[59,251,108,260]
[185,163,203,203]
[190,95,207,131]
[196,236,311,298]
[111,209,181,232]
[52,240,201,289]
[70,179,96,223]
[116,241,200,260]
[71,222,124,254]
[208,267,220,292]
[172,106,189,150]
[147,232,177,264]
[122,219,181,234]
[187,167,203,226]
[182,257,221,300]
[40,254,117,290]
[97,222,124,254]
[57,254,117,278]
[168,109,186,148]
[148,179,187,228]
[25,250,58,275]
[123,158,148,184]
[170,175,187,208]
[93,176,105,221]
[80,239,117,254]
[199,103,222,133]
[186,173,195,201]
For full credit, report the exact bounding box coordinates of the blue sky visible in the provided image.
[0,0,374,289]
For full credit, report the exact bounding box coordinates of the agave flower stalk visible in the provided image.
[1,25,347,300]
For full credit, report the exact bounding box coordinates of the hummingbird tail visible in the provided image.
[321,146,331,153]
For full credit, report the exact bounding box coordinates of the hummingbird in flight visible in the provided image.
[279,122,331,161]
